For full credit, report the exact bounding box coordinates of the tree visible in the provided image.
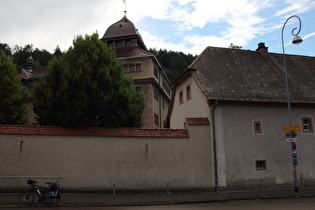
[0,52,29,124]
[149,48,197,82]
[53,45,62,58]
[33,33,145,127]
[228,43,242,49]
[0,43,12,56]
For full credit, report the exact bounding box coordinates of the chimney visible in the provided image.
[256,42,268,57]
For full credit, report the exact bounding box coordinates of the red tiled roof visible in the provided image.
[186,118,210,125]
[0,125,189,138]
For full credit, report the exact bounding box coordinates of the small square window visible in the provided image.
[301,117,313,133]
[255,160,267,171]
[253,120,263,135]
[179,90,183,104]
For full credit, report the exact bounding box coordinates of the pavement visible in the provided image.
[1,187,315,208]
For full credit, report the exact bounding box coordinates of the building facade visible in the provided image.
[168,43,315,188]
[101,15,172,128]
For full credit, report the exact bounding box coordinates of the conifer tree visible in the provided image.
[0,52,28,124]
[33,33,145,127]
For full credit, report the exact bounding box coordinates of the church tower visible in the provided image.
[101,14,172,128]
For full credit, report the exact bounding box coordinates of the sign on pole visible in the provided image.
[282,125,301,132]
[286,138,300,143]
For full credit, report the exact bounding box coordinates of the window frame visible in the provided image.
[179,89,184,104]
[255,159,268,171]
[301,116,313,133]
[186,84,192,101]
[252,120,263,135]
[135,86,142,93]
[154,88,159,101]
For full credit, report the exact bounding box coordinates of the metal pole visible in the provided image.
[281,15,302,193]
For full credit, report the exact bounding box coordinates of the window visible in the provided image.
[135,63,142,71]
[179,90,183,104]
[301,117,313,133]
[129,64,135,72]
[123,63,142,72]
[154,88,159,101]
[255,160,267,171]
[135,86,142,93]
[162,80,171,96]
[253,120,263,135]
[123,65,129,72]
[154,113,159,125]
[186,84,191,101]
[116,42,122,48]
[154,67,159,78]
[125,40,131,47]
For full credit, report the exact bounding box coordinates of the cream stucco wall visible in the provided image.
[170,75,210,128]
[0,125,213,190]
[215,106,315,187]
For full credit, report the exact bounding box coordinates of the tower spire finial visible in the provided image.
[122,0,127,16]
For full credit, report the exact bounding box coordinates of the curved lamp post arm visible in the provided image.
[281,15,302,194]
[281,15,303,126]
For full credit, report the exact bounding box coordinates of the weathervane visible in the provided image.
[122,0,127,15]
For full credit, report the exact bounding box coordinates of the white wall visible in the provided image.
[216,106,315,186]
[0,125,213,190]
[170,76,210,128]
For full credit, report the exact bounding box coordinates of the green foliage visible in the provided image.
[228,43,242,49]
[0,52,29,124]
[11,44,53,72]
[33,33,145,127]
[0,43,12,56]
[149,48,197,82]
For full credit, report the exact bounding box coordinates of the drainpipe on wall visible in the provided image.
[210,100,219,192]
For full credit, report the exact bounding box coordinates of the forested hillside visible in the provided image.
[149,48,197,82]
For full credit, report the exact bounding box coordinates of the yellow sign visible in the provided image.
[282,125,301,132]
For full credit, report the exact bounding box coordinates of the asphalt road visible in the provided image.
[6,197,315,210]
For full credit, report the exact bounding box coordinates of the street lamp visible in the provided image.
[281,15,303,193]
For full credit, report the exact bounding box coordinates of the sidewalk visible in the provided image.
[1,187,315,208]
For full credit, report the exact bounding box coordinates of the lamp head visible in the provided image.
[292,36,303,44]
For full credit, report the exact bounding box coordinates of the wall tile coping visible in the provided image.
[0,125,189,138]
[186,118,210,125]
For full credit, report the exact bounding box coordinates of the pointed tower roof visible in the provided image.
[101,15,147,51]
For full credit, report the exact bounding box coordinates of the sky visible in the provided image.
[1,0,315,57]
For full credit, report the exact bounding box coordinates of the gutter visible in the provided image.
[210,99,219,192]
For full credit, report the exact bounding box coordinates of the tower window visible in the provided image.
[154,88,159,101]
[154,113,159,125]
